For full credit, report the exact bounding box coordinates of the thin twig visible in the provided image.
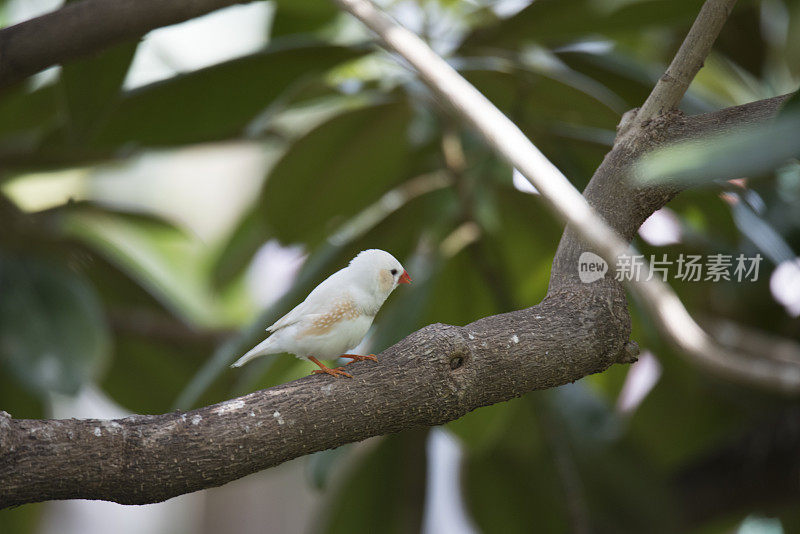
[621,0,738,137]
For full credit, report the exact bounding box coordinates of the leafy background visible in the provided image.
[1,0,799,532]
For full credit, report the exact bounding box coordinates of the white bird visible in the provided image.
[231,249,411,378]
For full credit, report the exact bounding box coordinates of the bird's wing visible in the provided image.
[266,300,308,332]
[265,268,349,333]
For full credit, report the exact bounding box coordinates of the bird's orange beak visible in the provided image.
[399,270,412,284]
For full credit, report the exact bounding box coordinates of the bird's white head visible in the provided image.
[347,249,411,304]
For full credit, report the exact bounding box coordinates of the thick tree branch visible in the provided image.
[2,296,630,506]
[0,0,252,88]
[1,0,797,509]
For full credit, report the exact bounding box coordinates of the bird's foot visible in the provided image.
[308,356,353,378]
[311,367,353,379]
[341,353,378,364]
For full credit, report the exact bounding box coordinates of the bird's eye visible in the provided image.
[390,269,398,275]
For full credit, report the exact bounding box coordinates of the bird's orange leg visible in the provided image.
[340,354,378,364]
[308,356,353,378]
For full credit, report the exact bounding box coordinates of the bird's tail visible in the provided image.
[230,338,275,368]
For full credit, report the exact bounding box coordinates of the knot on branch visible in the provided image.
[413,323,477,401]
[431,324,474,372]
[619,340,640,364]
[617,108,639,136]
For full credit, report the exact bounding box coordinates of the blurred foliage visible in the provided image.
[313,430,428,533]
[1,0,800,532]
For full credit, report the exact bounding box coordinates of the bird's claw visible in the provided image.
[312,367,353,379]
[342,353,378,364]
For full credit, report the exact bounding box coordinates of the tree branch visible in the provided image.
[0,0,251,89]
[1,0,797,509]
[1,297,630,506]
[621,0,738,136]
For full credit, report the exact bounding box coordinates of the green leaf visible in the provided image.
[0,256,110,396]
[463,68,620,131]
[271,0,339,37]
[636,112,800,186]
[210,95,412,289]
[41,206,230,412]
[260,100,413,245]
[556,50,658,108]
[461,0,705,50]
[0,85,60,157]
[625,297,749,470]
[61,40,138,142]
[92,43,364,147]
